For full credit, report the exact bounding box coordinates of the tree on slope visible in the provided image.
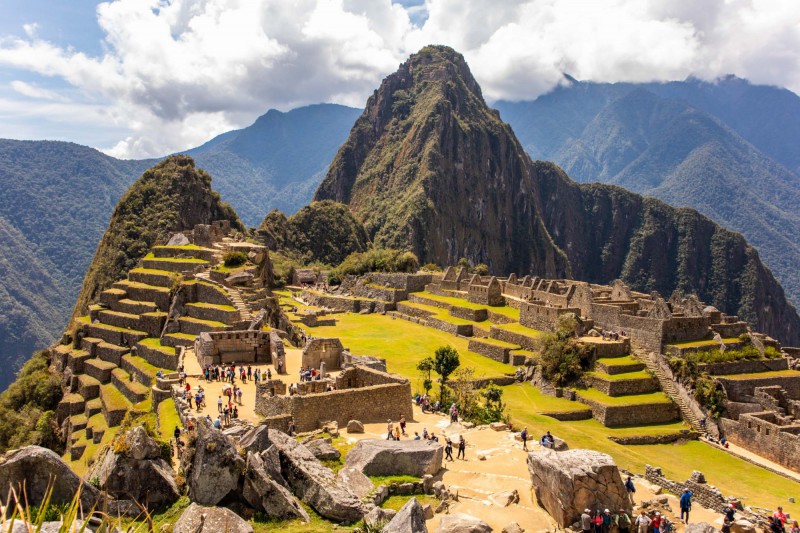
[433,345,460,407]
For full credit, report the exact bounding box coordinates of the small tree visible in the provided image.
[416,357,434,396]
[433,345,460,406]
[474,263,489,276]
[450,367,477,417]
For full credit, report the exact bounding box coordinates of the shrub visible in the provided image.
[474,263,489,276]
[421,263,443,272]
[332,248,419,279]
[222,251,248,267]
[694,374,727,418]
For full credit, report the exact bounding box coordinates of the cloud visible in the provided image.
[0,0,798,158]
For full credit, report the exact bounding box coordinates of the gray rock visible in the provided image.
[491,489,519,507]
[344,439,443,477]
[124,426,163,460]
[167,233,191,246]
[239,425,271,453]
[226,271,254,285]
[383,497,428,533]
[731,519,756,533]
[365,507,397,528]
[269,430,369,523]
[337,466,374,498]
[423,504,434,519]
[0,446,101,511]
[489,422,508,431]
[552,437,569,451]
[527,449,629,528]
[189,420,245,505]
[173,503,253,533]
[684,524,719,533]
[436,513,493,532]
[422,474,434,494]
[242,452,309,522]
[305,438,341,461]
[502,523,524,533]
[347,420,365,433]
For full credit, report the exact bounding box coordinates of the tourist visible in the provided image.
[721,517,732,533]
[429,432,439,443]
[602,509,612,533]
[394,425,401,441]
[173,425,181,441]
[414,432,421,440]
[774,507,788,528]
[615,509,631,533]
[724,503,736,523]
[625,475,636,503]
[400,415,407,435]
[652,511,662,533]
[288,419,296,436]
[422,428,429,439]
[634,510,651,533]
[771,516,786,533]
[187,394,193,410]
[213,416,221,429]
[445,438,454,461]
[386,419,394,440]
[581,509,592,533]
[592,510,603,533]
[267,368,272,380]
[449,403,458,423]
[789,520,798,533]
[247,365,252,381]
[237,387,243,405]
[680,489,692,524]
[232,405,238,419]
[457,435,466,460]
[541,431,555,449]
[157,369,164,379]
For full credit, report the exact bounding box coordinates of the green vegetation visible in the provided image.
[156,401,180,441]
[0,350,62,453]
[668,337,741,348]
[682,345,782,364]
[576,388,674,406]
[329,248,419,285]
[222,250,248,267]
[536,315,593,387]
[432,345,460,405]
[586,371,653,381]
[717,369,800,380]
[74,155,242,318]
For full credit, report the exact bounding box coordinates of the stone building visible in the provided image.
[302,338,344,370]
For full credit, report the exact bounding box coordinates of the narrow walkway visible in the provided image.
[706,440,800,484]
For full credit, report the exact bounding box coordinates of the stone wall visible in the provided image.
[335,366,403,389]
[590,304,664,354]
[487,309,516,325]
[698,358,788,376]
[194,330,272,367]
[489,326,539,349]
[585,375,658,396]
[717,375,800,402]
[396,302,435,319]
[575,393,679,426]
[719,413,800,472]
[302,338,343,370]
[450,305,488,322]
[520,302,582,332]
[340,351,387,372]
[468,338,511,363]
[644,466,725,510]
[135,343,177,370]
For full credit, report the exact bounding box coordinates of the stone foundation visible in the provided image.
[644,466,724,510]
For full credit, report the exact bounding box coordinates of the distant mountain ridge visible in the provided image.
[495,77,800,307]
[315,45,800,345]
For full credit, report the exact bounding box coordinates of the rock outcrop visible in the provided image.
[239,425,271,454]
[347,420,365,433]
[305,438,341,461]
[364,507,397,528]
[0,446,101,511]
[684,524,719,533]
[88,426,179,508]
[173,503,254,533]
[269,430,369,523]
[344,439,443,477]
[436,513,493,532]
[242,452,309,522]
[337,466,374,498]
[383,497,428,533]
[189,421,246,505]
[527,449,629,527]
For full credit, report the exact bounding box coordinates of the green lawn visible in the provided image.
[576,388,673,406]
[144,255,207,264]
[493,322,544,337]
[667,337,739,348]
[596,356,643,367]
[717,369,800,380]
[138,337,176,355]
[157,399,182,441]
[179,316,227,328]
[301,312,513,383]
[586,371,653,381]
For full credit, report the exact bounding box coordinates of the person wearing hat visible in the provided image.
[602,509,612,533]
[615,509,632,533]
[724,503,736,523]
[581,509,593,533]
[652,511,662,533]
[593,509,603,533]
[680,489,693,524]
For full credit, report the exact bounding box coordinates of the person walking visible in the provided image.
[680,489,692,524]
[581,509,592,533]
[444,438,454,461]
[386,419,394,440]
[602,509,612,533]
[625,475,636,504]
[635,511,651,533]
[616,509,631,533]
[457,435,466,460]
[520,427,529,451]
[400,415,407,435]
[652,512,662,533]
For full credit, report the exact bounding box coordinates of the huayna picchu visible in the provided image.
[1,44,800,532]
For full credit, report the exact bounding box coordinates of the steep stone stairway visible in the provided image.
[640,352,703,432]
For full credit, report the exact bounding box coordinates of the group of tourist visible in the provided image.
[298,366,323,382]
[414,394,441,413]
[582,509,637,533]
[203,363,271,384]
[601,330,626,341]
[180,383,205,411]
[723,503,797,533]
[385,416,408,440]
[443,435,467,461]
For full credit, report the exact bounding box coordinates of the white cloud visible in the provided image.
[0,0,798,158]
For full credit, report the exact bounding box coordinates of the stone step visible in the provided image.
[595,356,646,375]
[110,298,159,315]
[69,414,87,432]
[80,336,103,356]
[584,371,660,396]
[67,349,93,373]
[129,268,177,288]
[152,244,215,261]
[178,316,228,335]
[98,309,141,331]
[184,302,239,323]
[76,374,102,400]
[83,358,117,384]
[111,368,150,404]
[87,323,149,347]
[96,341,130,366]
[84,398,103,418]
[100,383,132,427]
[99,288,128,308]
[162,333,196,348]
[113,280,171,310]
[141,257,209,273]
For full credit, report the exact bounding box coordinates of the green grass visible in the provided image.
[716,369,800,380]
[100,383,132,412]
[144,254,207,264]
[471,337,519,348]
[415,291,485,310]
[129,267,176,276]
[369,474,420,486]
[67,424,118,477]
[123,354,160,380]
[91,322,147,335]
[493,322,544,337]
[153,244,205,250]
[300,312,513,384]
[586,371,653,381]
[166,332,197,340]
[504,382,590,413]
[157,400,182,441]
[178,316,227,327]
[138,338,176,355]
[380,494,437,512]
[596,356,643,367]
[185,302,237,311]
[576,388,673,406]
[115,280,170,293]
[667,337,740,348]
[487,305,521,320]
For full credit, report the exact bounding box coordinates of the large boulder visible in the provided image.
[173,503,253,533]
[269,430,370,523]
[364,507,397,528]
[436,513,493,532]
[344,439,443,477]
[189,421,246,505]
[527,449,629,528]
[337,466,374,498]
[0,446,101,511]
[239,425,271,454]
[305,439,341,461]
[88,426,180,508]
[347,420,365,433]
[383,497,428,532]
[685,524,719,533]
[242,452,309,522]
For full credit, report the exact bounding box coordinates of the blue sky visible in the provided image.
[0,0,798,158]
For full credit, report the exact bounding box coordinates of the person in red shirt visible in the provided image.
[652,512,662,533]
[773,507,788,527]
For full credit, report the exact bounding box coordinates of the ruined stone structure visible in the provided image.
[194,330,273,367]
[302,338,344,370]
[645,466,725,510]
[255,366,413,433]
[466,276,504,306]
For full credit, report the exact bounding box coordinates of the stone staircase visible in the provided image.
[641,351,704,432]
[194,271,253,322]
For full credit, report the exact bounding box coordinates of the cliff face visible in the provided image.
[73,155,242,315]
[314,45,800,345]
[315,46,570,278]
